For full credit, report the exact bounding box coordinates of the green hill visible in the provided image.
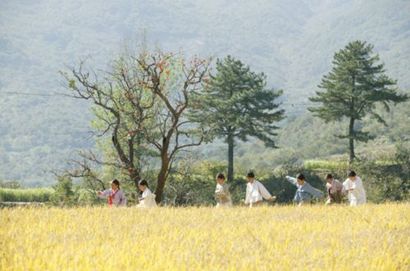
[0,0,409,185]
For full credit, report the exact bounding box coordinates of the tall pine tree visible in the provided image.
[309,41,408,163]
[191,56,285,181]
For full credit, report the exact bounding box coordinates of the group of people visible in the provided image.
[214,170,367,207]
[97,179,156,207]
[97,170,366,208]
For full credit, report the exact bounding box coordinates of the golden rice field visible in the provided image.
[1,204,409,271]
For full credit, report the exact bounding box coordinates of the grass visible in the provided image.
[304,158,398,172]
[304,159,349,171]
[1,204,409,270]
[0,188,53,202]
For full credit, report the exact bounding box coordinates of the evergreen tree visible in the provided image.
[191,56,285,181]
[309,41,408,163]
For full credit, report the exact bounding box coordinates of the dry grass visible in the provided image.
[1,204,409,270]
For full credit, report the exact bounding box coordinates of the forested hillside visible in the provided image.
[0,0,409,185]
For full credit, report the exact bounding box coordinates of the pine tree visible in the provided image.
[309,41,408,163]
[191,56,285,181]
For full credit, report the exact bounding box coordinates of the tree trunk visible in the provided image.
[155,155,169,203]
[349,74,356,165]
[129,167,141,190]
[349,117,355,164]
[227,133,234,182]
[155,137,170,203]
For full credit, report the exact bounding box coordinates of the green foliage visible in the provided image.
[192,55,285,146]
[309,40,408,161]
[0,188,53,202]
[62,49,210,203]
[310,41,407,124]
[74,188,101,206]
[304,159,349,172]
[1,1,410,185]
[353,143,410,202]
[163,159,225,206]
[162,157,329,205]
[190,55,284,181]
[50,176,76,206]
[301,148,410,203]
[271,164,327,203]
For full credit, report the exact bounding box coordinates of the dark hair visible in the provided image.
[296,173,305,180]
[138,179,149,187]
[348,170,356,177]
[247,170,255,178]
[138,179,149,195]
[325,174,333,180]
[216,173,225,180]
[111,179,120,187]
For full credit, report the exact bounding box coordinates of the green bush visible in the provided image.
[50,176,77,206]
[163,160,226,206]
[0,188,53,202]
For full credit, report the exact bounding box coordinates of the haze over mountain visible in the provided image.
[0,0,409,185]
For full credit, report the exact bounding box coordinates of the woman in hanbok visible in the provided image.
[214,173,232,207]
[324,174,343,204]
[285,174,324,205]
[97,179,127,207]
[245,171,275,207]
[137,179,157,208]
[343,171,366,206]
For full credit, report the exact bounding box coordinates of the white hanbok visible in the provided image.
[215,183,232,207]
[343,176,366,206]
[137,188,157,208]
[245,180,272,207]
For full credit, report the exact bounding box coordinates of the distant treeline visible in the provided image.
[0,188,53,203]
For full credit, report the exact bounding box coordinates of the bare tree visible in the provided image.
[61,49,210,203]
[61,54,156,188]
[135,51,210,202]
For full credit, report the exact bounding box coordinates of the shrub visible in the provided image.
[0,188,53,202]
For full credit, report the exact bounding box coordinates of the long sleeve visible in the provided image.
[215,184,226,196]
[215,184,232,207]
[355,178,363,191]
[244,184,251,204]
[257,181,272,200]
[215,185,222,194]
[285,176,297,186]
[343,177,366,206]
[326,182,332,191]
[141,189,150,200]
[304,183,324,199]
[215,184,230,199]
[342,179,350,194]
[354,177,366,203]
[328,180,343,195]
[119,191,127,206]
[138,189,157,208]
[98,189,111,199]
